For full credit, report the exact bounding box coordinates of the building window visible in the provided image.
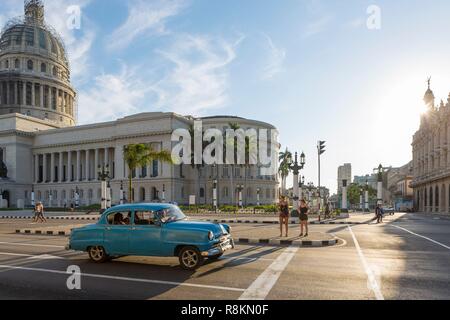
[41,63,46,73]
[152,160,159,177]
[200,188,205,198]
[27,60,33,71]
[39,29,47,49]
[52,66,57,77]
[5,60,9,69]
[223,187,229,198]
[14,59,20,69]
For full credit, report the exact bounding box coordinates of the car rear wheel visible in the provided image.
[88,246,109,263]
[179,246,204,270]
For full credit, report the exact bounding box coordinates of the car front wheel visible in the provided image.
[88,246,109,263]
[179,246,204,270]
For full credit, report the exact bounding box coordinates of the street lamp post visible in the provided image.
[373,164,389,206]
[162,184,166,203]
[359,187,364,212]
[74,186,80,208]
[237,184,244,209]
[256,188,261,206]
[213,179,218,212]
[364,180,370,212]
[288,152,306,209]
[341,180,348,213]
[119,181,124,205]
[97,164,111,211]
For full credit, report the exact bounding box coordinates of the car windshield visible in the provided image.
[157,206,186,223]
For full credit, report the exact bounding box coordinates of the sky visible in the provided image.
[2,0,450,194]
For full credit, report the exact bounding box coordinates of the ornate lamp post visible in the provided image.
[119,181,124,205]
[288,152,306,209]
[237,184,244,208]
[74,186,80,208]
[97,164,111,211]
[212,179,218,212]
[364,180,370,212]
[161,184,166,203]
[373,164,389,206]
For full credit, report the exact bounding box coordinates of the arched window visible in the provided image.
[39,29,47,49]
[139,188,146,202]
[435,186,439,208]
[40,63,46,73]
[27,60,33,70]
[199,188,205,198]
[14,59,20,69]
[5,60,9,69]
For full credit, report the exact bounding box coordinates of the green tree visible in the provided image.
[278,148,292,195]
[123,144,173,203]
[346,183,377,205]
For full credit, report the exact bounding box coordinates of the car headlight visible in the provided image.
[208,231,214,241]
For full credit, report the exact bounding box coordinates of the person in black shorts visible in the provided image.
[278,196,290,237]
[299,200,309,237]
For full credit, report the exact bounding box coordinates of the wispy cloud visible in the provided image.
[303,15,332,38]
[261,33,286,80]
[77,63,148,124]
[348,18,365,29]
[107,0,186,51]
[149,34,244,115]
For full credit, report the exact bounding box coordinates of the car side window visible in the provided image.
[107,211,132,225]
[134,211,156,225]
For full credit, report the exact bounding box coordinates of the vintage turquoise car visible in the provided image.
[66,203,234,270]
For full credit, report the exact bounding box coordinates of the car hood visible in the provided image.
[164,220,226,237]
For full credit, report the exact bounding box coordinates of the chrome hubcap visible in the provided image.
[90,246,104,261]
[182,250,198,268]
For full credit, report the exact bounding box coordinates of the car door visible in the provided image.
[104,211,131,255]
[129,210,162,256]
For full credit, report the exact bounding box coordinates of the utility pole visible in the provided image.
[317,141,326,220]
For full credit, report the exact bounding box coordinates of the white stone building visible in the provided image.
[0,1,279,208]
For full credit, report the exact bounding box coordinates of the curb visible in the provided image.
[235,238,338,247]
[2,216,99,221]
[14,229,338,247]
[201,219,365,225]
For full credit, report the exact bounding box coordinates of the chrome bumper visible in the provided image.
[202,237,235,257]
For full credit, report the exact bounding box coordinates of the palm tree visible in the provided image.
[279,148,292,196]
[123,144,173,203]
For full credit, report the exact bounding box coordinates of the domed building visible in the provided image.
[0,0,76,127]
[0,1,279,209]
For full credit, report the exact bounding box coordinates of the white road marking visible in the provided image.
[239,246,298,300]
[347,226,384,300]
[0,264,245,292]
[0,252,64,260]
[391,225,450,250]
[0,241,65,249]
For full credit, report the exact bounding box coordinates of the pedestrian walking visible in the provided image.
[298,200,309,237]
[324,202,331,219]
[375,204,384,224]
[278,196,290,237]
[34,201,46,223]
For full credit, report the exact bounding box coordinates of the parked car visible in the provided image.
[66,203,234,270]
[382,206,395,215]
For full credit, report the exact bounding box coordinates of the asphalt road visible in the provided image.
[0,212,448,300]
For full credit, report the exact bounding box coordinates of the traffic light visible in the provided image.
[318,141,326,155]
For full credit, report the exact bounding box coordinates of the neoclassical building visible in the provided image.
[411,80,450,213]
[0,1,279,208]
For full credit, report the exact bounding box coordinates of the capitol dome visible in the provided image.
[0,0,76,127]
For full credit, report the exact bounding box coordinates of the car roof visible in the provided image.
[106,203,175,212]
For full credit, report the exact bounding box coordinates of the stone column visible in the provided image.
[94,149,99,180]
[34,154,39,184]
[114,146,124,180]
[40,84,44,108]
[59,152,63,183]
[42,154,47,183]
[23,82,27,106]
[31,82,35,107]
[50,153,55,182]
[6,82,10,105]
[104,148,109,166]
[76,150,81,182]
[14,82,17,105]
[67,151,72,182]
[47,86,51,109]
[85,150,90,181]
